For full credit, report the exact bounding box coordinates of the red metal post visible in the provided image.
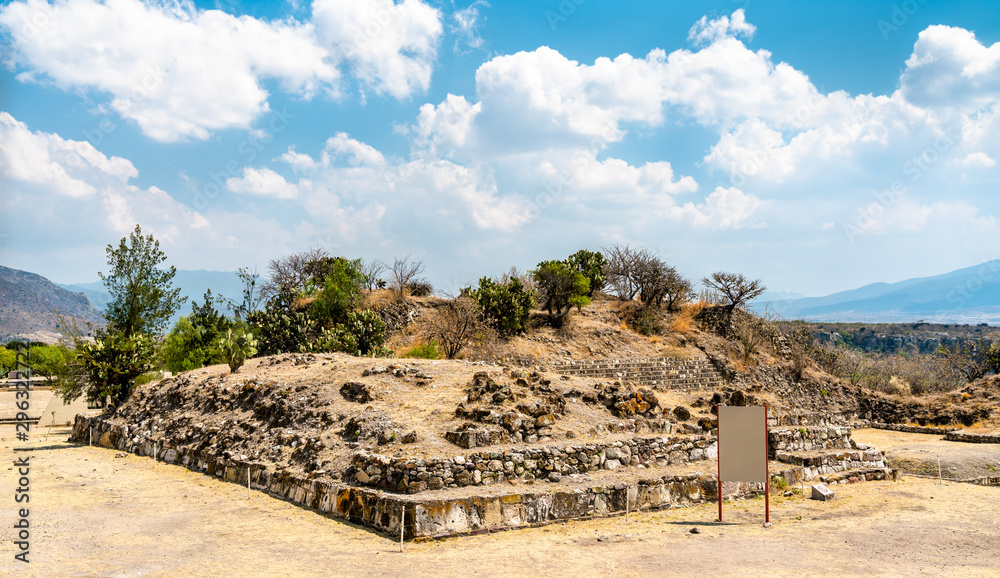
[764,404,770,524]
[716,404,723,522]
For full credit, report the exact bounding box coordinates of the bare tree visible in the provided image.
[262,247,330,303]
[701,272,766,315]
[731,313,769,363]
[389,255,426,301]
[359,258,386,292]
[603,244,690,310]
[423,297,484,359]
[225,266,265,320]
[602,243,642,300]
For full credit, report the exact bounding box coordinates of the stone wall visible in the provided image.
[349,435,719,493]
[547,356,724,390]
[944,431,1000,443]
[767,426,854,458]
[872,423,956,435]
[351,425,857,494]
[70,414,769,540]
[774,449,886,480]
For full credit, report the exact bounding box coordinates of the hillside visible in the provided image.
[756,260,1000,324]
[0,265,104,343]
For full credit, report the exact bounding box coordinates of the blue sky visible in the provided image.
[2,0,1000,299]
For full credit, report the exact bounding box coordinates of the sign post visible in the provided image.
[716,405,769,523]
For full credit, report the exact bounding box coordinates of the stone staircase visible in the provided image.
[548,356,724,390]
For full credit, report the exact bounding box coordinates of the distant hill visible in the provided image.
[58,269,245,327]
[756,260,1000,324]
[0,266,104,343]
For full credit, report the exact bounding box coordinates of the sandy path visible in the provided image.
[853,427,1000,480]
[2,427,998,577]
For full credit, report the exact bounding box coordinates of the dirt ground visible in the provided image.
[853,428,1000,481]
[2,426,998,577]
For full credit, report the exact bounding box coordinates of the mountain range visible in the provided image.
[0,267,244,343]
[755,260,1000,324]
[0,265,105,342]
[4,259,1000,343]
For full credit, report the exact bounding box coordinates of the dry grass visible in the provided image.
[670,301,707,334]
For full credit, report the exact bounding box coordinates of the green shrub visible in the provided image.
[74,331,155,406]
[248,307,313,355]
[405,341,443,359]
[566,249,606,296]
[219,329,258,373]
[314,309,389,357]
[469,277,535,338]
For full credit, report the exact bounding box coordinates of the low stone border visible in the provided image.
[872,423,956,435]
[943,431,1000,444]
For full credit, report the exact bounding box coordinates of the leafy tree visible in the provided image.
[0,347,14,373]
[469,276,535,338]
[566,249,606,296]
[100,224,186,337]
[306,257,366,328]
[532,260,591,324]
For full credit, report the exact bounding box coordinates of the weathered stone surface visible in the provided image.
[811,484,835,501]
[340,381,377,403]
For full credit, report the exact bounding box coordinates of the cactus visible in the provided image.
[219,329,258,373]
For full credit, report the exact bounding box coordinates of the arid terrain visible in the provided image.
[2,425,998,577]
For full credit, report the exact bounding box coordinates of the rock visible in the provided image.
[340,381,377,403]
[604,459,621,470]
[689,527,700,534]
[548,472,562,482]
[672,406,692,421]
[811,484,835,501]
[401,431,418,444]
[536,414,556,427]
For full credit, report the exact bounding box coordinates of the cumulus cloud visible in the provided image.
[663,187,762,230]
[0,0,337,141]
[0,0,446,141]
[312,0,442,99]
[901,25,1000,111]
[226,167,299,199]
[688,9,755,46]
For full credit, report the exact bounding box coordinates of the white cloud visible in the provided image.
[900,25,1000,111]
[411,93,481,157]
[312,0,442,99]
[663,186,761,230]
[451,1,487,53]
[322,132,386,166]
[226,167,299,199]
[0,0,337,142]
[0,111,136,198]
[688,9,755,47]
[960,152,997,167]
